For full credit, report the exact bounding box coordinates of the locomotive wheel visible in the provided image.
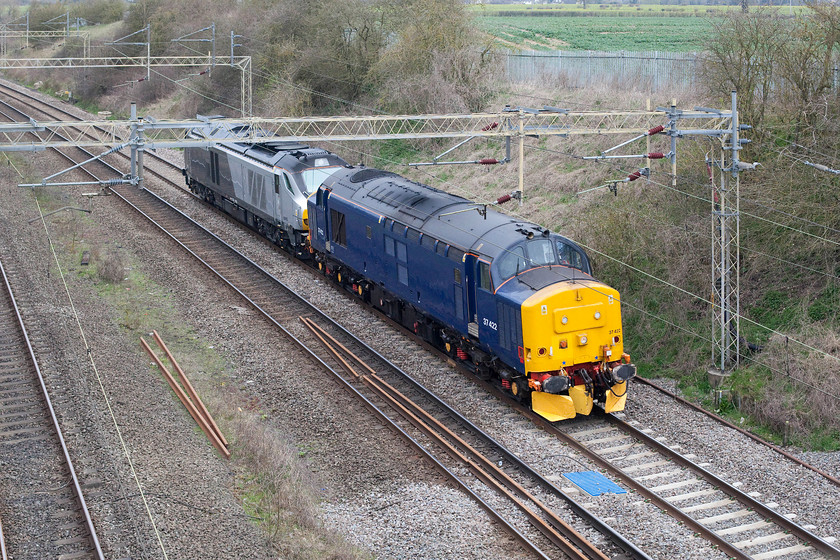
[317,261,324,273]
[337,271,343,284]
[357,284,363,296]
[445,342,452,354]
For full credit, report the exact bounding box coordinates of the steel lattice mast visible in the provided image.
[712,91,744,376]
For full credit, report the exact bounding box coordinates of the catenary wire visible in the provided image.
[322,138,840,373]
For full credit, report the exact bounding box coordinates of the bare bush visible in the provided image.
[94,247,127,285]
[741,330,840,443]
[206,389,364,560]
[73,0,123,25]
[700,5,840,143]
[370,0,498,113]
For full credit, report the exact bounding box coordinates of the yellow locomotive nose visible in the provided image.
[520,281,627,421]
[522,283,623,370]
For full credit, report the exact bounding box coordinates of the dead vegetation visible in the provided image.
[206,388,366,560]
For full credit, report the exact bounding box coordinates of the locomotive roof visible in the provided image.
[191,120,348,170]
[322,167,558,261]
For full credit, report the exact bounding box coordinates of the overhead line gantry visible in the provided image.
[0,101,747,380]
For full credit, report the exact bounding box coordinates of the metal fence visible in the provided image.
[503,49,700,92]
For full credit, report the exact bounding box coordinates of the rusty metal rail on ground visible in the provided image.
[141,331,230,459]
[300,316,611,560]
[297,317,555,560]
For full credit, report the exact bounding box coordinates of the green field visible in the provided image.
[476,14,716,51]
[472,3,741,15]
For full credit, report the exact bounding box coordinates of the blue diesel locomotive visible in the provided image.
[183,125,636,420]
[307,167,635,421]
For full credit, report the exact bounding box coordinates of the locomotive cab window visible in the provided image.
[556,241,585,271]
[478,261,492,291]
[497,246,527,280]
[330,209,346,247]
[283,173,294,194]
[302,160,340,194]
[527,239,555,266]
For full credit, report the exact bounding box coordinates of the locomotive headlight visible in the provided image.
[578,334,588,346]
[594,311,601,320]
[561,315,568,325]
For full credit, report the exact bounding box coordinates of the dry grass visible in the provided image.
[93,246,128,284]
[204,388,366,560]
[740,329,840,447]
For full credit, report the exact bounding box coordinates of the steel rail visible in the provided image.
[0,515,7,560]
[0,259,104,559]
[303,317,609,560]
[604,412,840,559]
[107,188,552,560]
[634,377,840,489]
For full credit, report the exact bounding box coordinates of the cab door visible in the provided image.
[312,187,330,250]
[463,255,477,335]
[474,259,499,345]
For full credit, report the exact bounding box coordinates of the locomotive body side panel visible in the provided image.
[310,187,473,338]
[228,157,277,225]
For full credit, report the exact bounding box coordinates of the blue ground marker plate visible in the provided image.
[563,471,627,496]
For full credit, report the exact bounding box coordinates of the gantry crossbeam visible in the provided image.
[0,54,249,70]
[0,109,733,151]
[0,30,90,57]
[0,55,252,115]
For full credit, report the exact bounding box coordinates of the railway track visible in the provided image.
[0,258,104,560]
[1,79,838,559]
[110,176,648,559]
[0,84,636,558]
[560,413,839,560]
